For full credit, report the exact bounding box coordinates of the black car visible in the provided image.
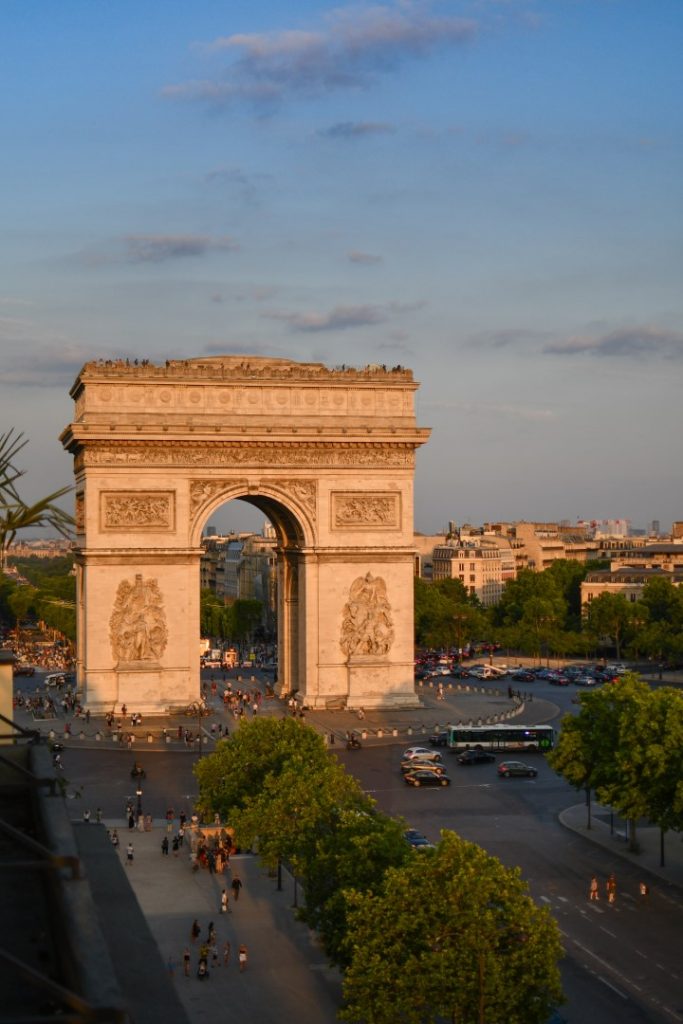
[456,749,496,766]
[429,731,449,747]
[510,670,535,682]
[404,769,451,787]
[403,829,433,849]
[497,760,538,779]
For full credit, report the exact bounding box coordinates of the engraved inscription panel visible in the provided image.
[332,491,401,530]
[101,491,175,531]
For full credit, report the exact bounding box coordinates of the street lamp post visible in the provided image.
[136,786,143,822]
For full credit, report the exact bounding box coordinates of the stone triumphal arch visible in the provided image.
[61,356,430,713]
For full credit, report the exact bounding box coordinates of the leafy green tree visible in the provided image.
[550,674,652,847]
[7,585,38,638]
[193,717,329,821]
[0,430,73,570]
[584,592,637,659]
[341,830,563,1024]
[639,577,683,628]
[304,809,410,967]
[493,569,566,630]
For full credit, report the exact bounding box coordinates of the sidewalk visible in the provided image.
[559,802,683,891]
[103,822,342,1024]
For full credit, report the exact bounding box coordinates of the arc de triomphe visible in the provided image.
[60,356,430,713]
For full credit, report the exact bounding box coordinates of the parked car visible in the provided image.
[429,730,449,747]
[402,746,442,762]
[510,670,535,682]
[404,769,451,787]
[573,674,600,687]
[450,666,471,679]
[13,664,35,677]
[456,749,496,766]
[497,761,538,778]
[400,759,447,775]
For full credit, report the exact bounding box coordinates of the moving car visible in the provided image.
[404,769,451,787]
[497,761,538,778]
[403,829,434,850]
[429,730,449,747]
[400,759,447,775]
[456,749,496,766]
[402,746,442,762]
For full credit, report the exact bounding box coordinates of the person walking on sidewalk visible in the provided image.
[231,874,243,902]
[161,836,169,856]
[222,941,231,967]
[238,944,248,972]
[190,919,201,943]
[183,948,191,977]
[126,842,134,867]
[220,889,229,914]
[589,875,599,901]
[606,873,617,904]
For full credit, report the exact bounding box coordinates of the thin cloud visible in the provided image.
[264,305,386,332]
[544,327,683,360]
[348,250,382,265]
[0,341,133,388]
[263,299,424,333]
[318,121,396,139]
[124,234,239,263]
[424,399,554,422]
[163,4,478,109]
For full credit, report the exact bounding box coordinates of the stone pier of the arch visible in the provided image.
[60,356,430,713]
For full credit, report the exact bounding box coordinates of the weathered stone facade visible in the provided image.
[61,355,430,712]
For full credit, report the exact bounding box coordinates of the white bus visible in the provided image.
[447,724,555,753]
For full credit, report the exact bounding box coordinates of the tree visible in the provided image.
[193,717,329,822]
[340,830,563,1024]
[0,430,73,570]
[549,674,654,848]
[7,585,38,639]
[584,592,636,660]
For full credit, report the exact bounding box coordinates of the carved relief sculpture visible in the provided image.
[110,574,168,665]
[81,442,414,471]
[340,572,395,658]
[332,491,400,529]
[101,491,175,530]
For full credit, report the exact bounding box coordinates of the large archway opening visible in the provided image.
[196,493,309,698]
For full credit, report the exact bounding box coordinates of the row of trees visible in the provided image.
[199,588,265,645]
[415,565,683,664]
[195,718,563,1023]
[549,675,683,860]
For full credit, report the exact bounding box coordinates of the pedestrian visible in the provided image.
[95,807,102,823]
[111,828,119,849]
[178,826,185,846]
[172,835,179,857]
[211,944,219,969]
[83,809,91,824]
[128,813,135,831]
[238,944,248,972]
[183,948,191,977]
[221,889,229,914]
[606,873,617,904]
[126,842,134,867]
[208,922,217,945]
[191,919,201,943]
[222,941,231,966]
[161,836,169,856]
[231,874,242,902]
[589,875,599,901]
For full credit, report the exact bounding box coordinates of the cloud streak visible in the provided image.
[163,3,477,109]
[263,299,423,332]
[318,121,396,139]
[123,234,239,264]
[348,250,382,264]
[544,326,683,360]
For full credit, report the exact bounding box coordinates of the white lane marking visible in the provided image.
[600,926,617,938]
[587,903,604,914]
[539,896,551,904]
[635,950,648,960]
[557,896,569,903]
[599,977,628,999]
[571,939,642,992]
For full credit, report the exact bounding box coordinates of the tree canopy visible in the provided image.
[341,831,563,1024]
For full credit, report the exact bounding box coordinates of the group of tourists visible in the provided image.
[188,919,248,979]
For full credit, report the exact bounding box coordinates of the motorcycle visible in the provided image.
[346,734,362,751]
[130,763,146,780]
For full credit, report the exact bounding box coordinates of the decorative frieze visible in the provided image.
[332,491,401,529]
[101,491,175,531]
[110,574,168,665]
[340,572,394,658]
[75,492,85,533]
[80,441,414,470]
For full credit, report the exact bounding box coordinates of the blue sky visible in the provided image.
[1,0,681,534]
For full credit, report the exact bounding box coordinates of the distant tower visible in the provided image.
[651,520,660,536]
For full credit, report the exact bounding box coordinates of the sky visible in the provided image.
[1,0,681,536]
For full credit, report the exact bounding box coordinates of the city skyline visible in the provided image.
[1,1,681,531]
